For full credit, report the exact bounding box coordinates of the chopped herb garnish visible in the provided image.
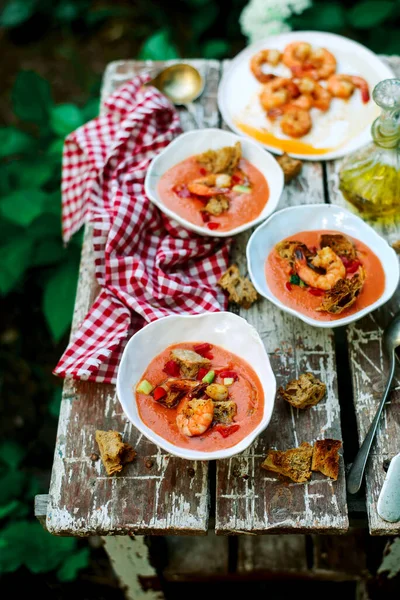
[289,274,300,285]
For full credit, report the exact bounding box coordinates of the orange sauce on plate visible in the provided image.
[235,121,334,156]
[136,342,264,451]
[157,156,269,232]
[265,231,385,321]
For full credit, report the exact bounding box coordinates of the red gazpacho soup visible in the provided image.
[157,142,269,232]
[265,230,385,321]
[135,342,264,451]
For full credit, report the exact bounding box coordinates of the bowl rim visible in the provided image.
[144,127,284,238]
[246,203,399,329]
[116,311,276,460]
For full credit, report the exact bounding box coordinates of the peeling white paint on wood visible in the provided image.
[103,535,164,600]
[325,54,400,537]
[47,61,221,536]
[215,61,348,533]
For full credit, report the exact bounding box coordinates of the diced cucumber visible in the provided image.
[232,184,251,193]
[136,379,154,395]
[299,279,307,288]
[223,377,234,386]
[202,370,215,384]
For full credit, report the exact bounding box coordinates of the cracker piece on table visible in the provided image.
[95,430,136,476]
[312,439,342,480]
[391,240,400,254]
[279,372,326,409]
[276,152,302,184]
[218,264,258,309]
[261,442,313,483]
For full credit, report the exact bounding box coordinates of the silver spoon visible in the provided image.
[347,310,400,494]
[146,64,204,128]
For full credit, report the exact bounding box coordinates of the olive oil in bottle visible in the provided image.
[339,79,400,219]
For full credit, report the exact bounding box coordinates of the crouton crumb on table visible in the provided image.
[35,58,400,599]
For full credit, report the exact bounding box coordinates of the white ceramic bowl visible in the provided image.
[247,204,399,329]
[144,128,284,237]
[116,312,276,460]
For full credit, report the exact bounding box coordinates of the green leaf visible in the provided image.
[0,127,36,157]
[12,160,56,189]
[0,500,28,519]
[32,239,66,267]
[0,471,26,504]
[50,104,84,137]
[202,39,231,59]
[0,0,36,27]
[43,260,79,341]
[0,521,78,574]
[47,138,65,156]
[138,29,179,60]
[191,4,218,37]
[12,71,52,126]
[0,235,33,294]
[57,548,90,581]
[82,97,99,121]
[29,214,61,241]
[0,189,47,226]
[49,387,62,418]
[0,441,25,469]
[42,191,62,216]
[348,0,394,28]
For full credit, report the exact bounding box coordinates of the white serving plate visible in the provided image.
[144,128,284,237]
[246,204,399,328]
[116,312,276,460]
[218,31,394,160]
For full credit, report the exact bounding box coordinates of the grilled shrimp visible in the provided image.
[187,173,232,197]
[295,246,345,290]
[280,106,312,138]
[327,74,370,103]
[282,42,313,70]
[176,398,214,437]
[250,49,281,83]
[260,77,299,111]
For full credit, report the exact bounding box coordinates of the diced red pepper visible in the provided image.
[361,87,370,104]
[308,287,325,296]
[153,386,167,401]
[163,360,180,377]
[285,282,292,291]
[346,260,361,274]
[194,343,212,355]
[197,367,209,381]
[207,222,220,230]
[201,212,210,223]
[214,424,240,438]
[218,370,238,381]
[232,174,242,184]
[202,352,214,360]
[199,167,207,176]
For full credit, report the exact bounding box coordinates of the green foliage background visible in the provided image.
[0,0,399,585]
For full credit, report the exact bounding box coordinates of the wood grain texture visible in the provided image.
[46,60,222,536]
[325,55,400,536]
[215,62,348,535]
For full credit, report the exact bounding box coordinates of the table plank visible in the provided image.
[46,60,221,535]
[325,55,400,536]
[215,61,349,534]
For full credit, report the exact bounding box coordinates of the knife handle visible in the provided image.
[377,454,400,523]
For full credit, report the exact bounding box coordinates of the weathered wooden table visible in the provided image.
[36,58,400,598]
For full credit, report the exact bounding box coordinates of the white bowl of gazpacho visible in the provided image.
[246,204,399,328]
[144,128,284,237]
[116,312,276,460]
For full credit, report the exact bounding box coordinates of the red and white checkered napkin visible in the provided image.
[54,74,230,384]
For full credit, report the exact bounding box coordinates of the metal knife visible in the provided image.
[377,453,400,523]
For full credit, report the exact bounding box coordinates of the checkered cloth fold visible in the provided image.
[54,74,230,383]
